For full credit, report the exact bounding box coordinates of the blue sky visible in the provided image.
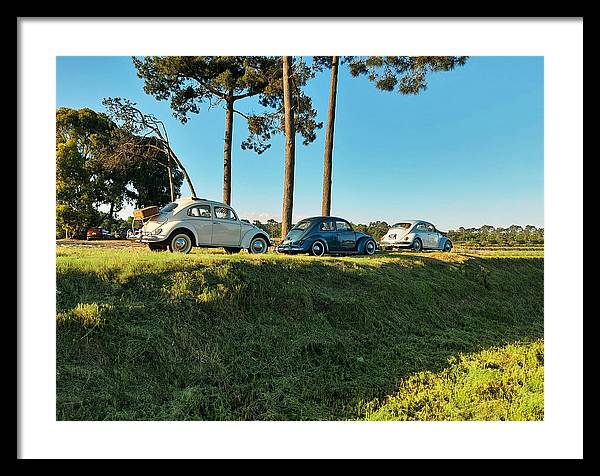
[56,56,543,230]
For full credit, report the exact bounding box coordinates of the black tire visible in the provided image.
[443,240,453,252]
[168,231,193,254]
[363,239,376,255]
[310,240,326,257]
[224,247,242,254]
[248,236,268,254]
[412,238,423,252]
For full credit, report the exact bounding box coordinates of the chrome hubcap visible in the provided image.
[313,243,323,255]
[366,241,375,254]
[251,239,266,253]
[174,237,188,251]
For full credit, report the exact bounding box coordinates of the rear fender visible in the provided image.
[438,236,451,249]
[241,229,270,249]
[356,235,375,253]
[164,223,199,246]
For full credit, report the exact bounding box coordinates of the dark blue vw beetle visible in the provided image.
[277,216,377,257]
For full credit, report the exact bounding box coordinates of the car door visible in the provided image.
[185,204,213,245]
[414,222,428,247]
[335,219,356,251]
[212,206,242,246]
[425,223,439,249]
[319,219,339,251]
[430,225,442,250]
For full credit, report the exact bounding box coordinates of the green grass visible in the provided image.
[56,247,544,421]
[359,340,543,421]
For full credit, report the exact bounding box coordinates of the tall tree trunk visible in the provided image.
[321,56,339,217]
[167,160,174,202]
[108,202,114,227]
[281,56,296,240]
[223,93,235,205]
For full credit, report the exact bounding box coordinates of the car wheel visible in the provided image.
[224,247,242,254]
[412,238,423,252]
[364,239,376,255]
[248,236,268,254]
[310,240,326,257]
[443,240,453,252]
[168,232,193,254]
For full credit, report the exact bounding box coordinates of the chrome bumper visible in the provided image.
[380,241,413,249]
[130,232,164,243]
[277,244,303,252]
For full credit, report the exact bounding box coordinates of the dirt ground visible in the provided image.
[56,239,147,249]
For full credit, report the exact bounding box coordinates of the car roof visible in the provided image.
[173,197,231,208]
[299,216,352,222]
[392,220,428,225]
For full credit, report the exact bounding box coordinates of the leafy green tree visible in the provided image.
[56,106,135,233]
[56,108,114,238]
[367,221,391,241]
[100,131,184,209]
[133,56,322,207]
[56,106,182,238]
[127,156,183,208]
[346,56,468,93]
[133,56,283,205]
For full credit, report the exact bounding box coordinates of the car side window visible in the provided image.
[416,223,427,232]
[336,220,352,232]
[320,220,335,231]
[426,224,436,232]
[214,207,237,220]
[188,205,211,218]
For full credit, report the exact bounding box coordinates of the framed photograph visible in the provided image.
[18,17,583,459]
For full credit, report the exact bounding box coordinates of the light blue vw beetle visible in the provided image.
[379,220,452,252]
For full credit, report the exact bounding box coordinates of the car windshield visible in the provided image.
[160,202,178,214]
[391,222,412,229]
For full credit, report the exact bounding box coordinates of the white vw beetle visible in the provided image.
[134,197,271,254]
[379,220,453,252]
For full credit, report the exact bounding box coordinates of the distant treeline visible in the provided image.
[446,225,544,246]
[251,220,543,245]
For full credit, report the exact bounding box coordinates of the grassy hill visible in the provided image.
[56,247,544,420]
